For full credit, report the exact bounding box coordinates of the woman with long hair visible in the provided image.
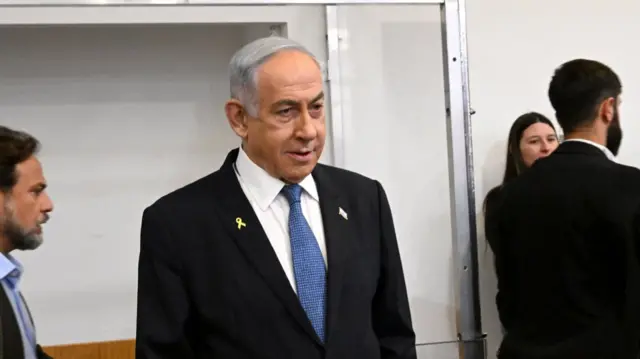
[483,112,559,221]
[482,112,559,337]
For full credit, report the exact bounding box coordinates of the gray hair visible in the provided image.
[229,36,321,117]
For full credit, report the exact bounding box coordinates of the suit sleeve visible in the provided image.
[371,181,417,359]
[136,206,194,359]
[484,192,513,331]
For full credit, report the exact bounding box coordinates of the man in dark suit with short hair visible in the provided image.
[486,59,640,359]
[135,36,416,359]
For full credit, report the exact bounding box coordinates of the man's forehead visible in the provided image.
[15,157,46,187]
[258,51,322,88]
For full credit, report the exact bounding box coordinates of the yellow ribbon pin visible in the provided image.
[236,217,246,230]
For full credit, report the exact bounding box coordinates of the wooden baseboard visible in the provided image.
[43,339,134,359]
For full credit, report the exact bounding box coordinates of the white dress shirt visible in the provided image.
[563,138,616,162]
[234,146,327,293]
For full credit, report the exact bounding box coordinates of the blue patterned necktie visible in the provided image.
[281,184,327,342]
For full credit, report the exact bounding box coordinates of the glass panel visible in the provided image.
[331,4,456,344]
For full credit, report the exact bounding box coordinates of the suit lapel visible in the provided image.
[0,284,23,359]
[312,165,358,344]
[210,149,321,344]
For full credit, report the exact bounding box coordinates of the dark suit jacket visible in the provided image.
[485,141,640,359]
[0,285,52,359]
[135,148,416,359]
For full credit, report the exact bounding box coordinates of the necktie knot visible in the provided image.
[282,184,303,204]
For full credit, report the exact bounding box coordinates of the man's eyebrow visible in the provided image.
[31,183,47,191]
[272,92,325,109]
[273,99,299,108]
[311,92,324,103]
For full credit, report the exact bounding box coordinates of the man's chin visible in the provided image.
[14,235,43,251]
[282,167,315,184]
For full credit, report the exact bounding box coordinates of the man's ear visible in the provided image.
[225,99,250,138]
[598,97,616,125]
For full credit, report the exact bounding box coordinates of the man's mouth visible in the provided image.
[35,217,49,233]
[287,150,314,162]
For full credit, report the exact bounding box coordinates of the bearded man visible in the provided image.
[486,59,640,359]
[0,126,53,359]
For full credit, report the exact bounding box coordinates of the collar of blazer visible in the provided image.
[555,140,614,161]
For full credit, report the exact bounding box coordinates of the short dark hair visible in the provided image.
[548,59,621,134]
[0,126,40,193]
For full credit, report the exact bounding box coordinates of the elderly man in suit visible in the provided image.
[135,36,416,359]
[0,126,54,359]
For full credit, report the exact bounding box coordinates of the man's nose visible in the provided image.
[41,192,54,213]
[296,110,318,140]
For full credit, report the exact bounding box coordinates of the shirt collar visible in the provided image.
[235,146,319,211]
[0,253,23,285]
[563,138,616,162]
